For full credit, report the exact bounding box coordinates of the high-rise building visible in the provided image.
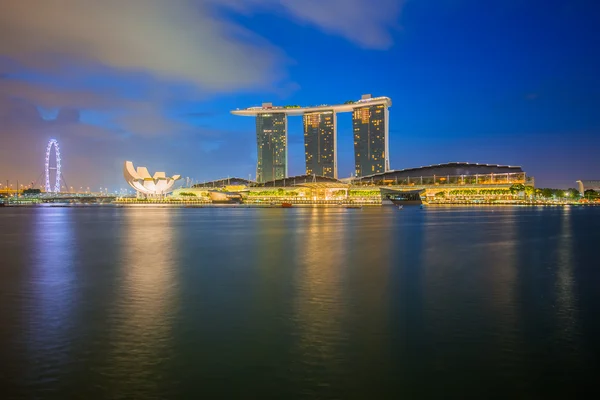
[303,111,337,178]
[231,95,391,180]
[255,112,287,183]
[352,102,389,177]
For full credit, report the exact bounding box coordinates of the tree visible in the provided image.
[510,183,525,194]
[584,189,599,200]
[524,186,535,197]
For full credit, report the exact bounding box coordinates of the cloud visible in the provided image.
[0,94,256,189]
[219,0,404,49]
[0,77,187,137]
[0,0,405,189]
[0,0,285,90]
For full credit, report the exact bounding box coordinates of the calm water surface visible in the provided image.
[1,206,599,398]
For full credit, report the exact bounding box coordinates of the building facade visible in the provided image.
[256,113,287,183]
[123,161,181,198]
[303,111,337,178]
[351,162,529,186]
[352,102,389,177]
[576,180,600,195]
[232,95,391,181]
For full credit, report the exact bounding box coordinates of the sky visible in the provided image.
[0,0,599,191]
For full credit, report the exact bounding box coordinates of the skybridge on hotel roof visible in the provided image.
[231,95,392,116]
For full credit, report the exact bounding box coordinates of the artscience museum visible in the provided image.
[123,161,181,198]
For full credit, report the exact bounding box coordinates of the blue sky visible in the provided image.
[0,0,598,190]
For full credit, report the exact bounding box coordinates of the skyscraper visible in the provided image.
[303,111,337,178]
[256,113,287,182]
[352,103,389,177]
[231,95,391,181]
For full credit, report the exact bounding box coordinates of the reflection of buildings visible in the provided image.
[27,208,76,375]
[291,209,347,377]
[304,111,336,178]
[232,95,392,182]
[353,102,389,176]
[256,112,287,182]
[106,208,178,396]
[556,208,578,346]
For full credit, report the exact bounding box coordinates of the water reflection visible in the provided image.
[104,208,179,396]
[1,206,597,398]
[344,208,394,392]
[289,208,396,395]
[419,208,521,379]
[290,209,348,393]
[484,208,519,344]
[555,207,579,349]
[27,208,76,385]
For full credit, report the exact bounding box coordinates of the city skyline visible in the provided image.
[0,0,598,190]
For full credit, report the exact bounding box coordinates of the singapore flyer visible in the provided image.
[44,139,62,193]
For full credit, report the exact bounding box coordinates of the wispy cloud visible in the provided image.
[0,0,285,90]
[219,0,404,49]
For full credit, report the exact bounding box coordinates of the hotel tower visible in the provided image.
[232,95,391,182]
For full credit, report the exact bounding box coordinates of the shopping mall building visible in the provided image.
[173,162,532,205]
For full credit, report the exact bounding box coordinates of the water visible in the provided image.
[0,205,599,398]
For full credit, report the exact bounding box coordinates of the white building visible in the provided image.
[123,161,181,198]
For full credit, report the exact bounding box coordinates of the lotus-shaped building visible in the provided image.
[123,161,181,197]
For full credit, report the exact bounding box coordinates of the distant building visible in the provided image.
[352,96,390,177]
[351,162,529,186]
[179,163,532,204]
[256,111,287,183]
[255,174,342,187]
[576,180,600,195]
[303,111,337,178]
[193,177,255,188]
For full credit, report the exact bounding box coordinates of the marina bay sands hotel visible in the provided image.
[232,94,391,182]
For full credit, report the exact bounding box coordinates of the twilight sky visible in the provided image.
[0,0,598,191]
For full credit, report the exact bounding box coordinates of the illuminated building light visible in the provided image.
[123,161,181,198]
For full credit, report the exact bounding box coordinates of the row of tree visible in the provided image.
[445,189,513,196]
[247,190,300,197]
[437,185,596,200]
[349,190,382,197]
[511,184,586,199]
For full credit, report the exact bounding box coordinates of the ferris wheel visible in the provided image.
[44,139,62,193]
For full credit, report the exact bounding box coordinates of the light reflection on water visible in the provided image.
[26,208,77,387]
[103,208,179,397]
[290,209,348,393]
[0,206,599,398]
[555,207,580,362]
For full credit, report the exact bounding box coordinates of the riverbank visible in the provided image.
[2,201,597,208]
